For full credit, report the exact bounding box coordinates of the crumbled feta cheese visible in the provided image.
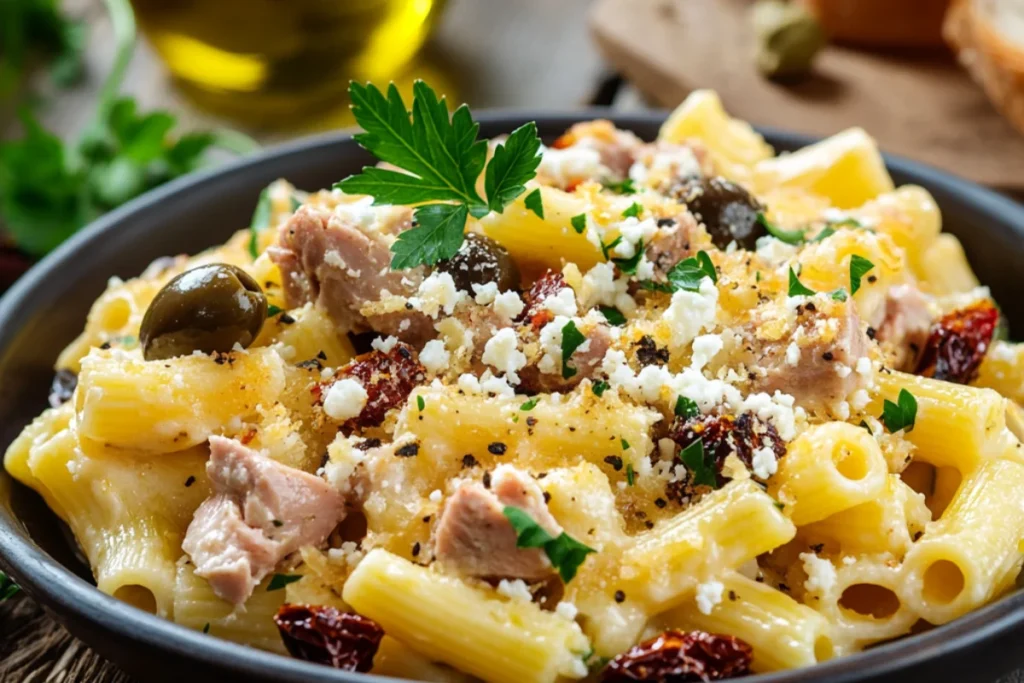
[578,262,636,313]
[538,316,571,375]
[429,489,443,503]
[738,391,798,441]
[493,291,526,319]
[541,288,579,317]
[555,601,579,621]
[658,437,678,460]
[834,363,852,378]
[479,371,516,398]
[850,389,870,410]
[663,278,718,349]
[371,335,399,353]
[412,272,464,318]
[801,553,837,594]
[785,342,801,366]
[537,145,608,188]
[855,356,872,375]
[751,446,778,479]
[756,236,799,264]
[472,282,499,305]
[602,349,637,389]
[419,339,450,375]
[691,334,724,370]
[695,580,724,615]
[482,328,527,384]
[322,378,367,421]
[334,196,377,229]
[496,579,533,602]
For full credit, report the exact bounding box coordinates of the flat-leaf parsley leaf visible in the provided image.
[849,255,875,295]
[680,438,717,488]
[503,506,596,582]
[561,320,586,379]
[881,389,917,433]
[524,188,544,218]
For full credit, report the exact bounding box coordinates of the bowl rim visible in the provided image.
[2,109,1023,683]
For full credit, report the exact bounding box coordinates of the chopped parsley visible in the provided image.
[248,185,273,259]
[600,235,623,260]
[626,464,636,486]
[622,202,642,218]
[571,213,587,234]
[266,573,302,591]
[773,501,785,511]
[849,255,875,295]
[621,438,630,450]
[674,395,700,419]
[599,306,626,326]
[603,178,636,195]
[503,506,596,582]
[787,267,816,297]
[560,320,587,379]
[680,438,717,488]
[830,289,848,302]
[881,389,917,433]
[811,226,837,243]
[827,217,862,228]
[267,304,283,317]
[643,250,717,293]
[592,380,610,397]
[524,188,544,218]
[335,81,542,269]
[757,212,805,245]
[417,395,426,411]
[520,397,539,411]
[611,240,644,275]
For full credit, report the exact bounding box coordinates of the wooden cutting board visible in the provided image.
[591,0,1024,190]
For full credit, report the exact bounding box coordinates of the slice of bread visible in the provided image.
[945,0,1024,135]
[798,0,951,47]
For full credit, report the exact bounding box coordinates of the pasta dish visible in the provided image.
[6,82,1024,682]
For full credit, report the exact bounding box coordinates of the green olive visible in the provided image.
[140,263,268,361]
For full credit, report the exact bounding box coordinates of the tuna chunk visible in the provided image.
[875,284,933,371]
[434,465,562,581]
[183,436,346,604]
[518,322,614,393]
[269,205,434,343]
[755,299,871,406]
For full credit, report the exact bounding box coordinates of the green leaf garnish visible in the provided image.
[336,81,542,269]
[592,380,610,397]
[757,212,805,245]
[603,178,636,195]
[621,438,630,450]
[520,398,539,411]
[600,235,623,261]
[674,395,700,419]
[811,226,837,243]
[849,255,875,295]
[881,389,917,433]
[249,186,272,259]
[503,506,596,583]
[787,267,816,297]
[643,250,717,293]
[599,306,626,326]
[680,438,717,488]
[626,464,635,486]
[267,304,283,317]
[266,573,302,591]
[561,320,587,379]
[622,202,642,218]
[417,395,426,411]
[524,188,544,218]
[827,217,862,228]
[611,239,644,275]
[571,213,587,234]
[830,289,848,302]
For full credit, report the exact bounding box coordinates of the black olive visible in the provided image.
[675,177,766,250]
[435,233,521,293]
[140,263,267,361]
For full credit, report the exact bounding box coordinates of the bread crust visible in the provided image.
[944,0,1024,136]
[798,0,951,47]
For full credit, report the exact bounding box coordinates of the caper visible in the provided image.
[140,263,267,361]
[675,177,766,251]
[435,233,521,293]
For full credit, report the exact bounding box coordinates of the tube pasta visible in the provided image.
[75,347,286,453]
[654,571,834,672]
[343,549,590,683]
[768,422,888,526]
[899,458,1024,624]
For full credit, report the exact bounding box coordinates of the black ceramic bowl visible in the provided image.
[1,113,1023,683]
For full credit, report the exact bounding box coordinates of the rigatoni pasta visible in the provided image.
[5,81,1024,682]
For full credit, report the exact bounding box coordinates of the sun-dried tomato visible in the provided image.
[914,300,998,385]
[319,343,425,429]
[519,270,569,331]
[669,412,785,486]
[603,630,752,682]
[274,604,384,672]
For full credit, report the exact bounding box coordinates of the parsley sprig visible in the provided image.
[641,250,717,293]
[680,438,717,488]
[880,389,917,433]
[0,570,19,601]
[266,573,303,592]
[561,320,587,379]
[757,212,805,245]
[503,506,596,582]
[336,81,543,269]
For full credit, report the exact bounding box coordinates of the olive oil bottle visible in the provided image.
[130,0,445,124]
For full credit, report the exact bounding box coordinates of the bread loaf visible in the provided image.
[798,0,951,47]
